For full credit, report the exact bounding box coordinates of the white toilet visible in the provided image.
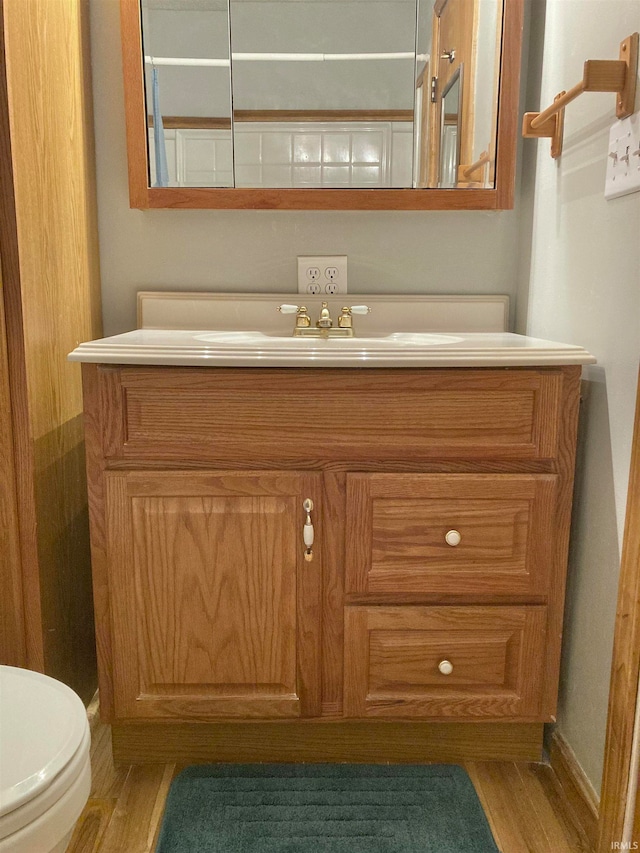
[0,666,91,853]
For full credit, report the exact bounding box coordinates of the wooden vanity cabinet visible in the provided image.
[82,364,581,759]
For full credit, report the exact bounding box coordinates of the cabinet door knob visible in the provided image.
[445,529,461,546]
[438,660,454,675]
[303,498,314,561]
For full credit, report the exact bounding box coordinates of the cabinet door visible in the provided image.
[344,605,547,719]
[105,471,321,720]
[346,473,557,597]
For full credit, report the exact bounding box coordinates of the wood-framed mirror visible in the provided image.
[120,0,523,210]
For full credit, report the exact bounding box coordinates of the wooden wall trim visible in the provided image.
[149,116,231,130]
[149,111,415,129]
[233,109,416,124]
[598,371,640,852]
[548,728,599,850]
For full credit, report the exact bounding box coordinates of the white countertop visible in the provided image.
[68,329,596,368]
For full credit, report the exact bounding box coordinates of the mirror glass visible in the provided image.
[141,0,234,187]
[439,66,462,188]
[140,0,503,191]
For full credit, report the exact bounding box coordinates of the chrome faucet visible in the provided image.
[278,302,370,338]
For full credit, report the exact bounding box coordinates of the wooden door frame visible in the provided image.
[0,0,44,672]
[0,268,26,666]
[597,369,640,850]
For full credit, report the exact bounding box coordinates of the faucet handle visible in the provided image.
[279,304,311,330]
[338,304,371,330]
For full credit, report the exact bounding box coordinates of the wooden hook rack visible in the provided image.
[461,150,491,181]
[522,33,638,158]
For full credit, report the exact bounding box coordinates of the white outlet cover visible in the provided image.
[297,256,348,294]
[605,111,640,200]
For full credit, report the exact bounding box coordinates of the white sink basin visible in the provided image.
[193,331,464,347]
[68,328,596,368]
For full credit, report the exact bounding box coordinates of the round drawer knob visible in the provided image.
[445,529,461,547]
[438,660,454,675]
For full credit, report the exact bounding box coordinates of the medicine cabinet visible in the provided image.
[120,0,523,209]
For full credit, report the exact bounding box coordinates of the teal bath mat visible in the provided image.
[155,764,499,853]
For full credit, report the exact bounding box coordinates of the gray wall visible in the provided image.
[517,0,640,794]
[92,0,522,336]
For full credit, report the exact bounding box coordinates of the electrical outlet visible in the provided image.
[298,256,347,294]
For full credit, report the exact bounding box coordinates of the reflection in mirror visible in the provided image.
[420,0,503,188]
[141,0,234,187]
[416,0,503,188]
[439,66,462,188]
[137,0,503,191]
[228,1,416,189]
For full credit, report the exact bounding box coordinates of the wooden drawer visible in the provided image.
[346,473,557,597]
[98,367,564,465]
[344,605,547,720]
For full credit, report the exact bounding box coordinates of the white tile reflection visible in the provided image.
[151,121,412,189]
[293,134,322,163]
[323,134,351,164]
[262,133,293,164]
[352,133,384,164]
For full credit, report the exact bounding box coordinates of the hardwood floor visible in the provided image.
[69,707,594,853]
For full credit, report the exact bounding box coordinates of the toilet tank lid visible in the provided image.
[0,666,89,817]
